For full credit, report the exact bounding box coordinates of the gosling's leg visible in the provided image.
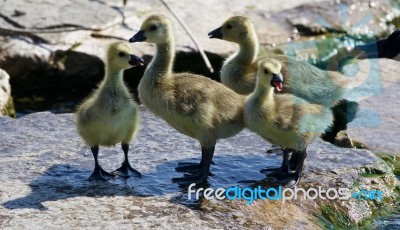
[172,146,215,185]
[112,143,141,178]
[260,149,294,175]
[288,150,299,169]
[89,146,115,181]
[278,150,307,188]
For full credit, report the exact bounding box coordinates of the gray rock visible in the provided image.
[0,109,397,228]
[283,0,397,37]
[0,0,398,115]
[0,68,14,117]
[346,59,400,155]
[0,0,397,75]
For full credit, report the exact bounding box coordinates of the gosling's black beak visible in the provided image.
[129,54,144,67]
[354,39,385,59]
[129,30,147,43]
[208,27,223,39]
[272,73,283,83]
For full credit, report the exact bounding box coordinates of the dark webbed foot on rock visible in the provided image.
[261,149,295,176]
[113,143,141,178]
[276,174,301,188]
[176,150,215,173]
[88,146,115,181]
[260,166,290,175]
[274,150,307,188]
[89,167,115,181]
[173,147,215,186]
[112,160,141,178]
[175,163,202,173]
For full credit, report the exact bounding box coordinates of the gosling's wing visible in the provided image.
[170,73,243,116]
[169,74,207,115]
[295,105,334,135]
[76,100,98,124]
[272,95,333,133]
[271,95,298,130]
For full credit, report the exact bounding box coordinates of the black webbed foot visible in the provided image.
[88,146,115,181]
[173,146,215,186]
[112,143,141,178]
[89,167,115,181]
[175,163,202,173]
[273,150,307,188]
[112,160,141,178]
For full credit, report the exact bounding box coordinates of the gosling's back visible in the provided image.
[139,72,244,145]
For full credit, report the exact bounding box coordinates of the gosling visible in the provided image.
[208,16,346,107]
[129,15,245,185]
[76,42,144,181]
[244,59,333,187]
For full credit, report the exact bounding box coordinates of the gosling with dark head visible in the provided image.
[76,42,144,181]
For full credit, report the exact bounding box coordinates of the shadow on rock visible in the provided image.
[2,164,149,211]
[2,152,280,211]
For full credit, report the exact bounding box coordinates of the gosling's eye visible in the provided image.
[150,25,157,31]
[264,69,269,75]
[118,52,125,57]
[226,24,233,29]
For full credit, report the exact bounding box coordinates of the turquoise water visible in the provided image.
[284,33,377,71]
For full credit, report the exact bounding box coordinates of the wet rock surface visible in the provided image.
[0,109,398,228]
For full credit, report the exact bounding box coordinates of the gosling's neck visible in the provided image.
[103,65,124,89]
[147,39,175,78]
[253,81,274,105]
[234,33,259,64]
